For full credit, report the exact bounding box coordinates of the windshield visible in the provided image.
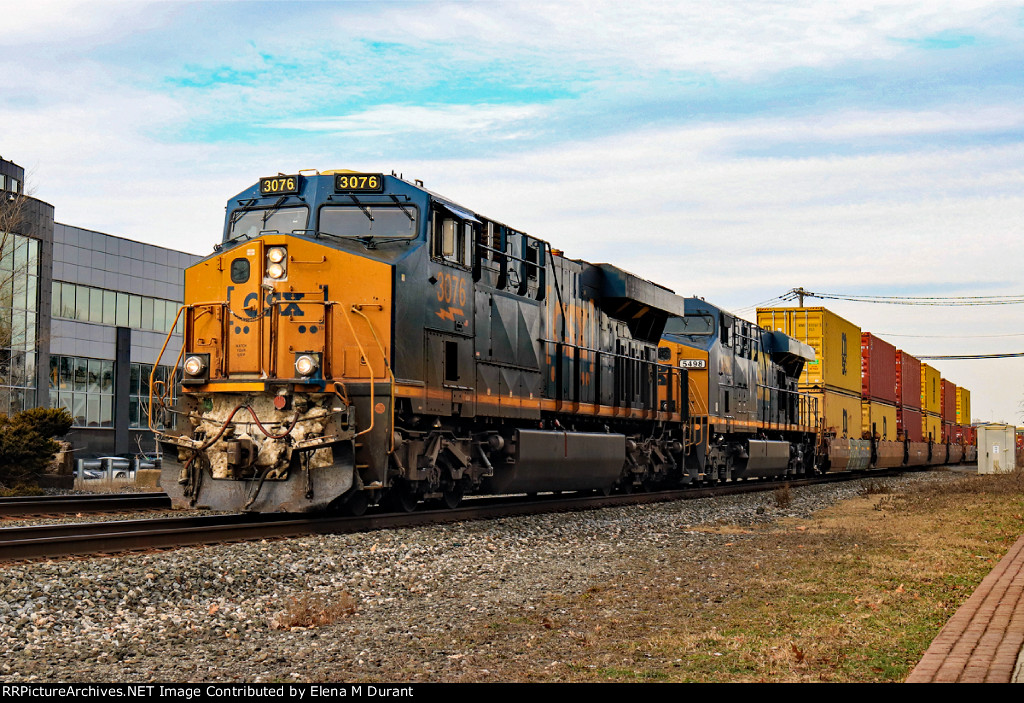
[664,313,715,337]
[318,205,418,240]
[228,206,309,241]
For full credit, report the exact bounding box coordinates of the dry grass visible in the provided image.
[398,469,1024,683]
[73,476,137,492]
[774,483,792,508]
[270,591,358,630]
[858,479,894,496]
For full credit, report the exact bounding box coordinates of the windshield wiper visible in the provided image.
[260,196,288,228]
[316,231,413,250]
[347,194,374,223]
[226,197,288,243]
[388,194,415,222]
[316,231,377,249]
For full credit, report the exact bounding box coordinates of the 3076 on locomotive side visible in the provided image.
[153,170,819,514]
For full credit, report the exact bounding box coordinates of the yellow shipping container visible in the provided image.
[922,412,942,444]
[956,387,971,425]
[920,364,941,414]
[757,307,861,396]
[807,388,862,439]
[862,400,898,441]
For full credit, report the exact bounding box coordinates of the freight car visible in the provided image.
[151,170,968,514]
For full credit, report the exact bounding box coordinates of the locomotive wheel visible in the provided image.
[442,483,464,510]
[396,489,419,513]
[385,483,419,513]
[343,491,369,517]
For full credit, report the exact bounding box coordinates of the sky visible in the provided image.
[3,0,1023,423]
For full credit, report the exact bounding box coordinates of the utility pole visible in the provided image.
[792,287,812,307]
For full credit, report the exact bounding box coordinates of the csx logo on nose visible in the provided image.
[242,292,306,318]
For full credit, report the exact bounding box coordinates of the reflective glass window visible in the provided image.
[9,351,25,386]
[73,357,87,392]
[72,393,85,426]
[11,311,25,347]
[88,359,100,393]
[141,297,154,330]
[116,292,129,326]
[128,295,141,328]
[100,361,113,393]
[62,282,77,318]
[140,363,152,397]
[56,391,72,415]
[100,395,112,427]
[103,290,116,325]
[89,288,102,321]
[52,281,62,318]
[24,313,35,352]
[25,275,37,312]
[10,389,24,415]
[75,285,89,321]
[59,356,72,390]
[153,300,166,333]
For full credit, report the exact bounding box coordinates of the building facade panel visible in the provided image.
[49,223,201,455]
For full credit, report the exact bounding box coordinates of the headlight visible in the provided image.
[184,356,206,376]
[267,247,287,264]
[295,354,318,377]
[266,262,285,279]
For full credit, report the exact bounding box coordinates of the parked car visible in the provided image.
[97,457,133,479]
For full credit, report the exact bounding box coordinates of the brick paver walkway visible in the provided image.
[906,535,1024,683]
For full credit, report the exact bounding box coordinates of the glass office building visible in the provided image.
[1,155,202,456]
[0,156,52,420]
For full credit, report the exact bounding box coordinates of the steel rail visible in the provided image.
[0,466,929,562]
[0,492,171,517]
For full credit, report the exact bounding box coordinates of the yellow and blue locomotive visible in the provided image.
[658,298,818,482]
[155,170,817,513]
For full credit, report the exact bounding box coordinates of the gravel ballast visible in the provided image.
[0,471,959,682]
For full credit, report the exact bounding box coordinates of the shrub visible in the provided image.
[774,483,792,509]
[0,407,73,484]
[269,591,358,630]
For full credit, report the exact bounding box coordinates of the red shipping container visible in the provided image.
[895,351,922,410]
[898,407,923,442]
[940,379,957,423]
[861,333,897,403]
[942,421,954,443]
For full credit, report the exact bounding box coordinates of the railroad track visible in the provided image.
[0,468,921,562]
[0,492,171,518]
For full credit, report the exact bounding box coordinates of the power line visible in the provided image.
[780,287,1024,306]
[913,353,1024,360]
[876,332,1024,339]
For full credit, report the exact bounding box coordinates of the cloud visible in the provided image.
[264,103,547,138]
[3,1,1024,420]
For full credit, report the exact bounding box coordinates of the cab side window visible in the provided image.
[431,211,470,266]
